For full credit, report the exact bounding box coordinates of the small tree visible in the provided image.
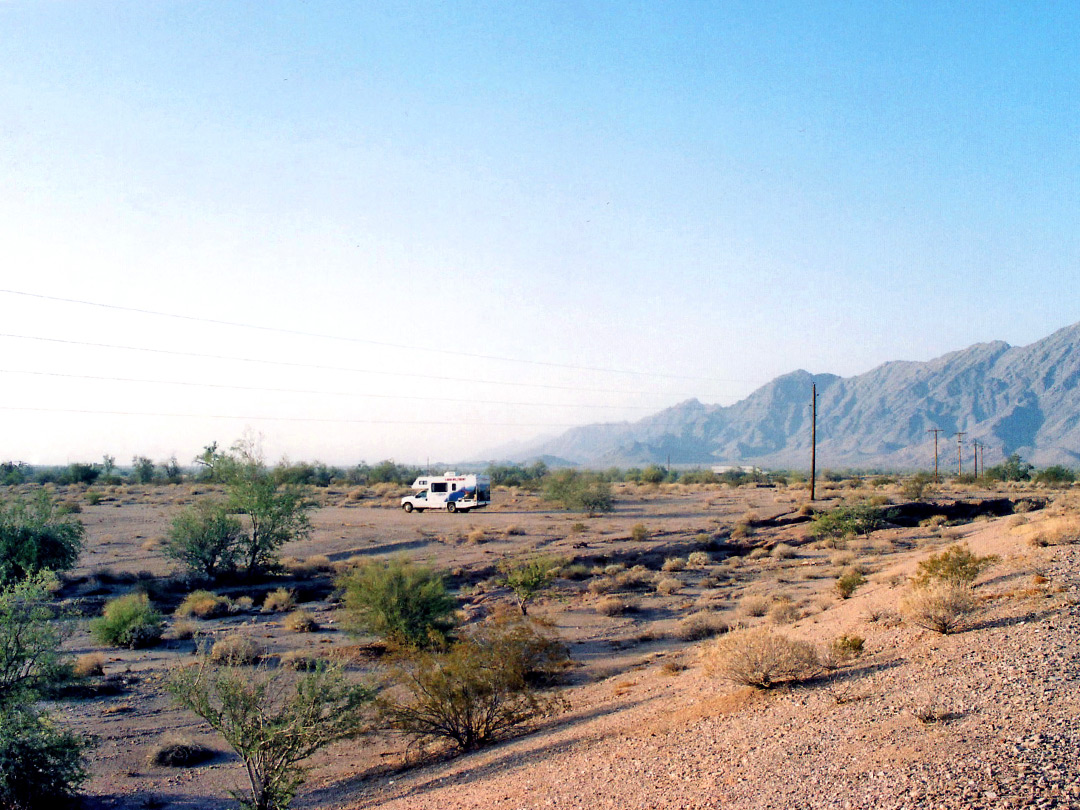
[499,556,558,615]
[809,504,883,542]
[167,660,373,810]
[131,456,157,484]
[164,501,244,580]
[911,544,998,587]
[0,492,85,585]
[381,615,568,751]
[0,573,68,706]
[542,470,613,514]
[222,454,311,578]
[338,558,457,649]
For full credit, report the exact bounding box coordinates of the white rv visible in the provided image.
[401,472,491,513]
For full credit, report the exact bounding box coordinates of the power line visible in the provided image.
[0,333,676,397]
[0,405,589,429]
[0,288,761,385]
[0,368,657,412]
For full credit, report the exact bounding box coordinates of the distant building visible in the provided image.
[711,464,763,475]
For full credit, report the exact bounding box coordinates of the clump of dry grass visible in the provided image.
[630,523,648,542]
[655,576,681,595]
[768,600,801,625]
[676,611,728,641]
[261,588,295,613]
[687,550,711,567]
[230,595,254,613]
[900,581,977,634]
[502,524,525,537]
[702,627,820,688]
[834,569,866,599]
[278,649,322,671]
[615,568,655,591]
[175,590,231,619]
[596,595,634,616]
[148,735,216,767]
[738,594,770,618]
[466,527,487,544]
[661,556,686,572]
[823,634,865,668]
[283,609,319,633]
[73,652,105,678]
[209,634,263,665]
[587,576,618,595]
[771,543,797,559]
[171,619,199,640]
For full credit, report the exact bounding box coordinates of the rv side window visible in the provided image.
[451,484,457,491]
[431,483,447,493]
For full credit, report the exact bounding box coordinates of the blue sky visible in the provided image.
[1,1,1078,465]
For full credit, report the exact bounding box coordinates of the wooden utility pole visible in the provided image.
[810,382,817,501]
[971,439,980,478]
[927,428,942,483]
[956,432,966,475]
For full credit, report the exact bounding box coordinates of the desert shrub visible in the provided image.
[219,449,312,578]
[0,705,91,809]
[661,556,685,572]
[768,601,801,625]
[630,523,648,542]
[175,590,231,619]
[72,653,105,679]
[731,522,753,539]
[687,550,711,567]
[919,514,949,529]
[209,634,264,666]
[380,616,568,751]
[283,610,319,633]
[675,611,728,641]
[149,734,216,767]
[0,573,72,704]
[770,543,797,560]
[984,453,1032,482]
[499,556,559,615]
[911,544,998,587]
[810,504,883,541]
[171,620,199,640]
[595,595,632,616]
[656,576,681,595]
[163,500,244,581]
[587,576,618,595]
[0,492,85,585]
[558,562,591,580]
[1034,465,1075,486]
[278,650,322,671]
[738,594,770,618]
[615,567,655,591]
[90,593,163,649]
[85,491,104,506]
[825,634,865,665]
[542,470,614,514]
[834,570,866,599]
[261,588,295,613]
[703,627,820,688]
[231,595,255,612]
[900,581,977,634]
[901,472,935,501]
[0,575,92,807]
[167,659,373,810]
[338,558,457,649]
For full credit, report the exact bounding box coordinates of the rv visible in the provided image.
[401,472,491,513]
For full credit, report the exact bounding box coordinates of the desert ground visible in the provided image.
[23,476,1080,809]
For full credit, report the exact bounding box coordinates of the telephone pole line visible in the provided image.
[956,432,966,476]
[971,439,980,478]
[927,428,942,483]
[810,382,817,502]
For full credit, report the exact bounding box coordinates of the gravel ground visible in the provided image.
[324,529,1080,810]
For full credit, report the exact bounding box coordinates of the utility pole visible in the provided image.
[810,382,817,502]
[956,432,966,476]
[927,428,942,483]
[971,439,980,478]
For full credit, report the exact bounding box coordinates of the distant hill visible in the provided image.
[514,323,1080,470]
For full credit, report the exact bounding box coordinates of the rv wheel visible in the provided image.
[446,502,457,513]
[402,503,414,513]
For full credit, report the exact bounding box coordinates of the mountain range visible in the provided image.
[512,322,1080,471]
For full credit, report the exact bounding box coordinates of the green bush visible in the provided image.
[175,590,231,619]
[0,492,85,585]
[809,504,883,541]
[380,615,568,751]
[911,544,998,587]
[0,705,90,809]
[542,470,614,514]
[168,659,373,810]
[90,593,163,649]
[338,558,457,649]
[0,574,69,705]
[164,501,244,580]
[834,569,866,599]
[901,472,934,501]
[499,556,558,615]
